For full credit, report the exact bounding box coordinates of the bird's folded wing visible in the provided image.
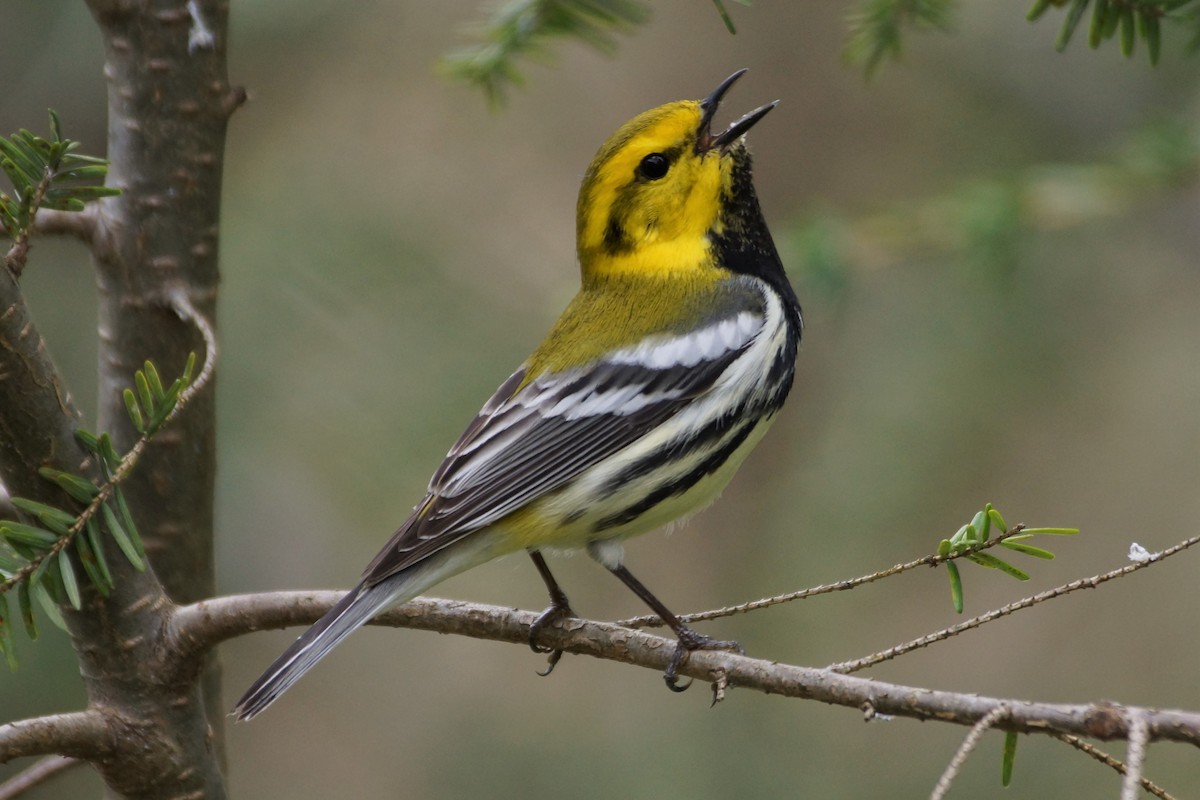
[362,309,765,584]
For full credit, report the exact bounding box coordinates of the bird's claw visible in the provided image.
[663,628,743,693]
[536,648,563,677]
[529,602,575,675]
[664,645,694,692]
[529,602,574,653]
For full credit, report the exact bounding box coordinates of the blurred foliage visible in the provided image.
[442,0,651,105]
[1027,0,1200,65]
[845,0,1200,76]
[844,0,956,77]
[444,0,1200,104]
[710,0,753,34]
[446,0,964,94]
[787,118,1200,300]
[443,0,761,102]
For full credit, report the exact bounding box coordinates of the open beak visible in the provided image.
[696,68,778,154]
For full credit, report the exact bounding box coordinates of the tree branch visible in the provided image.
[828,533,1200,674]
[0,756,83,800]
[930,705,1009,800]
[173,591,1200,746]
[1052,733,1177,800]
[31,207,98,248]
[0,712,110,764]
[0,258,89,507]
[1121,711,1151,800]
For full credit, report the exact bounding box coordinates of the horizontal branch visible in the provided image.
[172,591,1200,746]
[31,207,98,247]
[0,711,110,764]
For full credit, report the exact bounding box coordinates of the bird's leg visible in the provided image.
[605,563,743,692]
[528,550,575,675]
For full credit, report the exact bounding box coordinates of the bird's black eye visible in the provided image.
[637,153,670,181]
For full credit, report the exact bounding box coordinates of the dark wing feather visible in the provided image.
[361,342,751,586]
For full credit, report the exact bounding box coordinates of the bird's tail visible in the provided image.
[233,535,502,721]
[233,578,400,720]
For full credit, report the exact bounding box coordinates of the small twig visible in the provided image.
[930,704,1009,800]
[617,526,1030,629]
[0,755,82,800]
[3,168,54,278]
[827,533,1200,674]
[99,290,215,485]
[1121,711,1151,800]
[0,293,216,596]
[0,521,82,594]
[1051,733,1176,800]
[167,288,217,413]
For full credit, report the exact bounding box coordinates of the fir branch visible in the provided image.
[826,533,1200,674]
[442,0,649,105]
[844,0,956,77]
[0,112,116,277]
[0,294,215,599]
[1028,0,1200,65]
[2,169,52,279]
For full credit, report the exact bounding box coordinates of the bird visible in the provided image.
[234,69,802,720]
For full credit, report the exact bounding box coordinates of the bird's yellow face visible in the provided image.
[575,101,731,283]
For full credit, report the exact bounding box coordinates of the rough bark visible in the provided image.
[0,1,236,796]
[0,268,90,507]
[78,1,238,794]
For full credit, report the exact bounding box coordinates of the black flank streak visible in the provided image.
[599,403,750,497]
[595,420,759,531]
[763,337,798,414]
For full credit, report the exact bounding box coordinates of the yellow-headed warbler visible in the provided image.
[235,69,802,720]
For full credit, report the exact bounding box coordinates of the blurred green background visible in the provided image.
[3,1,1199,797]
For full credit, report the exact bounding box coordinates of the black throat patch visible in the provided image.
[710,148,803,332]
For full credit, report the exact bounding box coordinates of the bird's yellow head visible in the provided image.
[575,70,777,284]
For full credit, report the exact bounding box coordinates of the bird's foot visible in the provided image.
[663,628,743,693]
[529,601,575,676]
